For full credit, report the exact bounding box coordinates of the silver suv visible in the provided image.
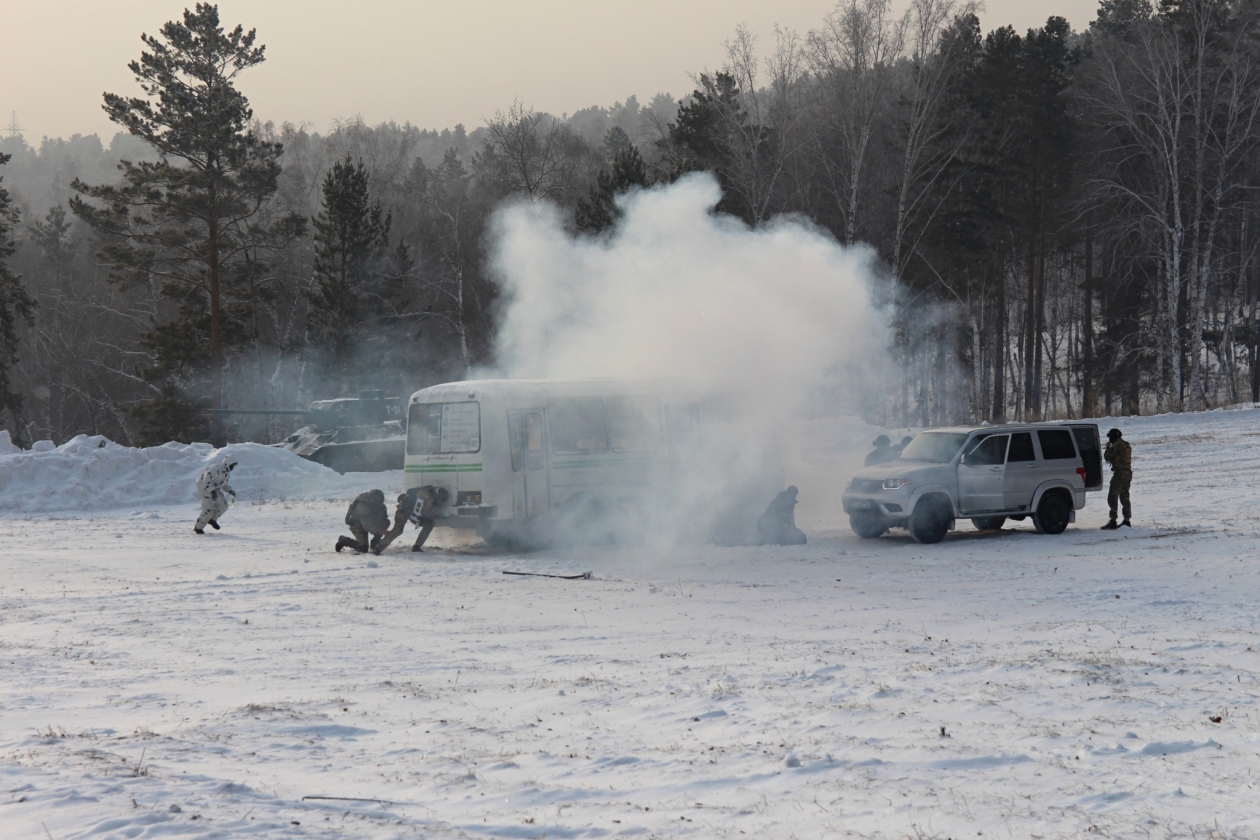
[842,424,1104,543]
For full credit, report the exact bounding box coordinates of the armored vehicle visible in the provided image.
[842,423,1104,543]
[211,391,406,473]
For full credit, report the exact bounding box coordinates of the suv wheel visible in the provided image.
[849,513,887,539]
[970,516,1006,531]
[1033,491,1071,535]
[909,497,952,544]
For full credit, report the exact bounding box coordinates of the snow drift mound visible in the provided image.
[0,435,401,513]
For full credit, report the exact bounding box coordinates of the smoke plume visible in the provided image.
[486,173,888,417]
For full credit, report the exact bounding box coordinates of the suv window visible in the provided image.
[899,431,969,463]
[966,434,1008,466]
[1037,429,1077,460]
[1008,432,1035,462]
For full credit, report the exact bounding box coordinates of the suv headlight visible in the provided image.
[882,478,912,490]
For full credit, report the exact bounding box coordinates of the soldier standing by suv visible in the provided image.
[1102,428,1132,529]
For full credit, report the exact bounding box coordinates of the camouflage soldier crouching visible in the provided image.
[375,486,443,553]
[336,489,392,554]
[1101,428,1132,530]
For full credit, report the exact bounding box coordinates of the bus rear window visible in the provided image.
[549,398,608,454]
[408,402,481,454]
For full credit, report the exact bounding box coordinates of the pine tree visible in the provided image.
[574,144,650,233]
[307,154,391,385]
[70,4,304,442]
[0,153,36,442]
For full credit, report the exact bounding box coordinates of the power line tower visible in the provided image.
[5,112,23,138]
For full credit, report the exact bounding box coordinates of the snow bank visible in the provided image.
[0,430,19,456]
[0,435,401,513]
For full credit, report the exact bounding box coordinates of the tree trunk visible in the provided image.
[992,180,1008,422]
[208,207,222,444]
[1023,237,1036,419]
[1082,217,1095,418]
[1033,175,1048,420]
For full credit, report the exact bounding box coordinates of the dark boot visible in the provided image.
[335,535,359,553]
[1121,519,1131,527]
[1101,520,1119,531]
[208,520,221,530]
[194,528,205,535]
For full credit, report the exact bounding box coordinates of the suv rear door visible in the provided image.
[1036,428,1084,492]
[1068,424,1104,489]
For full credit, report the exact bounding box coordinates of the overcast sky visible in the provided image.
[2,0,1099,144]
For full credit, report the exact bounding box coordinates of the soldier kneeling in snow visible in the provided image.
[375,486,443,553]
[335,489,392,554]
[757,485,807,546]
[195,455,238,534]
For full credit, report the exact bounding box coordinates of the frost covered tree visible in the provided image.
[70,3,304,443]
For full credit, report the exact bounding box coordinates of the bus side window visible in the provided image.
[607,396,663,452]
[548,398,608,454]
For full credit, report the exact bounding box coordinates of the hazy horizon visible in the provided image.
[3,0,1097,143]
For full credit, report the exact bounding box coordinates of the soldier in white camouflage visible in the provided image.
[194,455,237,534]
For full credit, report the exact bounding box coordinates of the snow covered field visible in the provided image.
[2,409,1259,838]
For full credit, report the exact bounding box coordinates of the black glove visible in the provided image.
[211,490,218,501]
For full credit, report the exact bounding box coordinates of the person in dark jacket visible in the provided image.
[757,486,807,545]
[335,489,392,554]
[865,435,896,467]
[1101,428,1132,529]
[375,486,440,553]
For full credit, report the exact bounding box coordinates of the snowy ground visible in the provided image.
[3,409,1260,838]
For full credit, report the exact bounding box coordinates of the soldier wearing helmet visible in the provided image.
[1101,428,1132,530]
[335,489,392,554]
[374,485,444,553]
[194,455,238,534]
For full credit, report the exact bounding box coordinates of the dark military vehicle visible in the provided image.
[211,391,405,473]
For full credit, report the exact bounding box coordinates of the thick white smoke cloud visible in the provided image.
[487,173,888,417]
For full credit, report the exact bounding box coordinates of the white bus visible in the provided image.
[404,379,783,546]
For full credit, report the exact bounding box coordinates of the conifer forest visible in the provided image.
[3,0,1260,446]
